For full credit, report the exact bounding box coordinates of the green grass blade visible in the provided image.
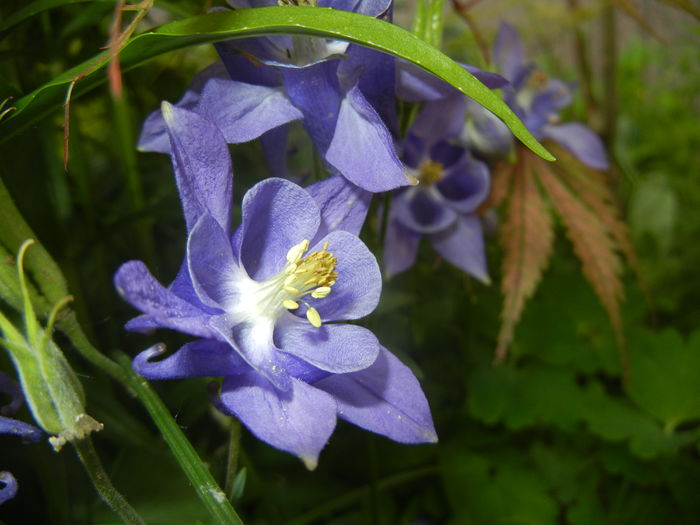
[0,6,554,161]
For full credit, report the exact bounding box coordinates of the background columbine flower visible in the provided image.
[383,96,491,281]
[137,0,410,193]
[493,22,609,170]
[116,103,436,468]
[0,371,41,505]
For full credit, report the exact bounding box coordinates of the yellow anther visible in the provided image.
[311,286,331,299]
[283,300,299,310]
[284,285,299,294]
[306,307,322,328]
[418,160,444,186]
[286,239,309,264]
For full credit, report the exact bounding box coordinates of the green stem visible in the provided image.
[58,312,129,385]
[112,90,155,266]
[116,353,244,525]
[428,0,445,48]
[73,437,145,525]
[224,418,242,500]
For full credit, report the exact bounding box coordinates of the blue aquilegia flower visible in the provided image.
[116,104,436,468]
[383,97,491,281]
[138,0,411,192]
[0,371,42,505]
[493,22,609,170]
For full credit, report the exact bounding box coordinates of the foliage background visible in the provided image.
[1,0,699,523]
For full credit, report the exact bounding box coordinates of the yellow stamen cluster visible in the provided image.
[527,70,549,89]
[417,159,445,187]
[281,239,338,327]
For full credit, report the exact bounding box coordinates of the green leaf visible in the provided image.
[0,7,554,161]
[627,328,700,430]
[0,0,113,37]
[441,448,558,525]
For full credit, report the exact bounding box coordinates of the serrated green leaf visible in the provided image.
[0,7,554,161]
[628,328,700,429]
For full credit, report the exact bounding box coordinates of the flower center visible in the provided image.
[255,239,337,327]
[417,160,444,187]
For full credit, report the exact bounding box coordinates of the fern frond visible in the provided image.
[535,154,627,372]
[486,161,515,210]
[547,143,640,275]
[495,149,554,362]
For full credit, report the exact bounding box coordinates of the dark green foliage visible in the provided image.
[1,1,699,524]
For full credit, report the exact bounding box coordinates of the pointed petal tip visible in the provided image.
[160,100,175,117]
[301,454,319,471]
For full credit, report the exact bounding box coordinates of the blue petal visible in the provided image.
[187,214,242,309]
[238,178,320,281]
[429,214,489,282]
[436,154,491,213]
[133,340,246,380]
[493,22,527,85]
[306,175,371,240]
[275,315,379,373]
[114,261,218,338]
[408,96,466,147]
[315,347,437,444]
[218,374,337,469]
[306,230,382,322]
[138,62,228,154]
[392,189,457,234]
[162,103,233,232]
[282,61,341,155]
[260,126,292,179]
[0,416,42,442]
[397,60,508,102]
[326,83,408,192]
[0,472,18,505]
[541,122,609,170]
[211,316,292,392]
[197,77,303,144]
[383,216,422,279]
[339,45,398,133]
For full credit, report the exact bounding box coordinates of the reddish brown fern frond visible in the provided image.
[547,143,642,284]
[535,155,627,372]
[495,149,554,362]
[486,161,515,210]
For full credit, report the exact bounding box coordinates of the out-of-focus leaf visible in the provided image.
[613,0,664,41]
[585,384,692,459]
[656,0,700,20]
[0,0,113,37]
[0,7,554,161]
[629,174,677,253]
[441,448,558,525]
[627,328,700,429]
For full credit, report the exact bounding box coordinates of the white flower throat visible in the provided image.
[254,239,338,328]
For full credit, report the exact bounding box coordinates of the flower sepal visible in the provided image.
[0,240,103,451]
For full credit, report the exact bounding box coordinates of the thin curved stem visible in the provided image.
[73,437,145,525]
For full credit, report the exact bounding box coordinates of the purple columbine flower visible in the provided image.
[382,93,491,281]
[116,103,436,468]
[493,22,609,170]
[0,371,42,505]
[138,0,413,193]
